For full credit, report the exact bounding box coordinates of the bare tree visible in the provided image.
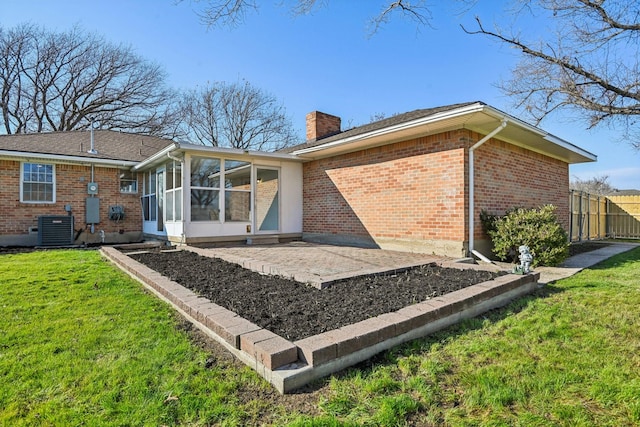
[189,0,257,28]
[178,80,298,151]
[189,1,640,149]
[463,0,640,148]
[0,23,179,136]
[189,0,433,32]
[571,174,617,195]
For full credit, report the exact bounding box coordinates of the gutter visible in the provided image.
[133,143,179,171]
[468,118,508,261]
[0,149,137,167]
[134,142,302,171]
[179,142,302,161]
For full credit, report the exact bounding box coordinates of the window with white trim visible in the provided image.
[119,170,137,193]
[166,160,182,222]
[190,157,221,221]
[141,170,156,221]
[224,160,251,222]
[21,162,55,203]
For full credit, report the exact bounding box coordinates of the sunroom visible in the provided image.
[133,142,303,245]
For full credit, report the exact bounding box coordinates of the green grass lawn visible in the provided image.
[1,247,639,426]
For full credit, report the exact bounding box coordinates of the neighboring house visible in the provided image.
[0,101,596,258]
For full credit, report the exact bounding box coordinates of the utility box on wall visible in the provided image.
[108,205,125,221]
[86,197,100,223]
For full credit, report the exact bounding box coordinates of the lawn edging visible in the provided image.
[101,246,540,394]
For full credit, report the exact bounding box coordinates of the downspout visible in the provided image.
[469,118,508,261]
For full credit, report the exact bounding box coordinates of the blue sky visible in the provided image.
[2,0,639,189]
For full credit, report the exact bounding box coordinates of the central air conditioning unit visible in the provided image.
[37,215,74,246]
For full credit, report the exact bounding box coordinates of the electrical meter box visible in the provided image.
[86,197,100,223]
[87,182,98,195]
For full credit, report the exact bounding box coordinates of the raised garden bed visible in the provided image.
[129,250,503,341]
[103,246,540,393]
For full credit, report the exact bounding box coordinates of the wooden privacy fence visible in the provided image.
[570,191,640,241]
[606,195,640,239]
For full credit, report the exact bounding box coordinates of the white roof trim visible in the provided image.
[0,150,139,167]
[291,102,597,163]
[132,143,178,170]
[133,142,302,171]
[479,105,597,161]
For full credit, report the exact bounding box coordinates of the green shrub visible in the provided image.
[485,205,569,267]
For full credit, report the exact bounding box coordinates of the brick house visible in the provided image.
[0,101,595,257]
[0,130,173,246]
[0,129,303,247]
[288,101,595,257]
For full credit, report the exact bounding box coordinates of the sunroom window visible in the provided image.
[224,160,251,222]
[166,160,182,222]
[141,171,156,221]
[191,157,221,221]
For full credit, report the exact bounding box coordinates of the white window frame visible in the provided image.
[141,170,157,221]
[20,162,56,203]
[119,169,138,194]
[190,156,222,222]
[223,159,252,223]
[165,160,182,222]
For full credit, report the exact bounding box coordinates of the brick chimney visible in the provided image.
[306,111,341,141]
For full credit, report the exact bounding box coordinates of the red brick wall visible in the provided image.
[306,111,341,141]
[0,159,142,239]
[473,136,570,239]
[302,129,570,255]
[302,130,469,245]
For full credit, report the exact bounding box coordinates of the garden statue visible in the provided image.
[513,245,533,274]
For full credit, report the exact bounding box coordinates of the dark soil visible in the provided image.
[129,250,503,341]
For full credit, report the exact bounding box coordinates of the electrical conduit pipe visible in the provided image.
[469,118,508,262]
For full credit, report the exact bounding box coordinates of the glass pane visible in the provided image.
[175,189,182,221]
[22,183,32,200]
[120,170,137,193]
[150,195,157,221]
[191,157,220,188]
[166,189,174,221]
[191,189,220,221]
[225,191,250,222]
[157,170,164,232]
[142,196,150,221]
[166,162,174,190]
[149,171,156,194]
[22,182,54,202]
[23,164,31,180]
[175,162,182,189]
[44,165,53,182]
[224,160,251,189]
[256,168,279,231]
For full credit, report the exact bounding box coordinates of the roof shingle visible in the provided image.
[0,130,174,162]
[283,101,483,153]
